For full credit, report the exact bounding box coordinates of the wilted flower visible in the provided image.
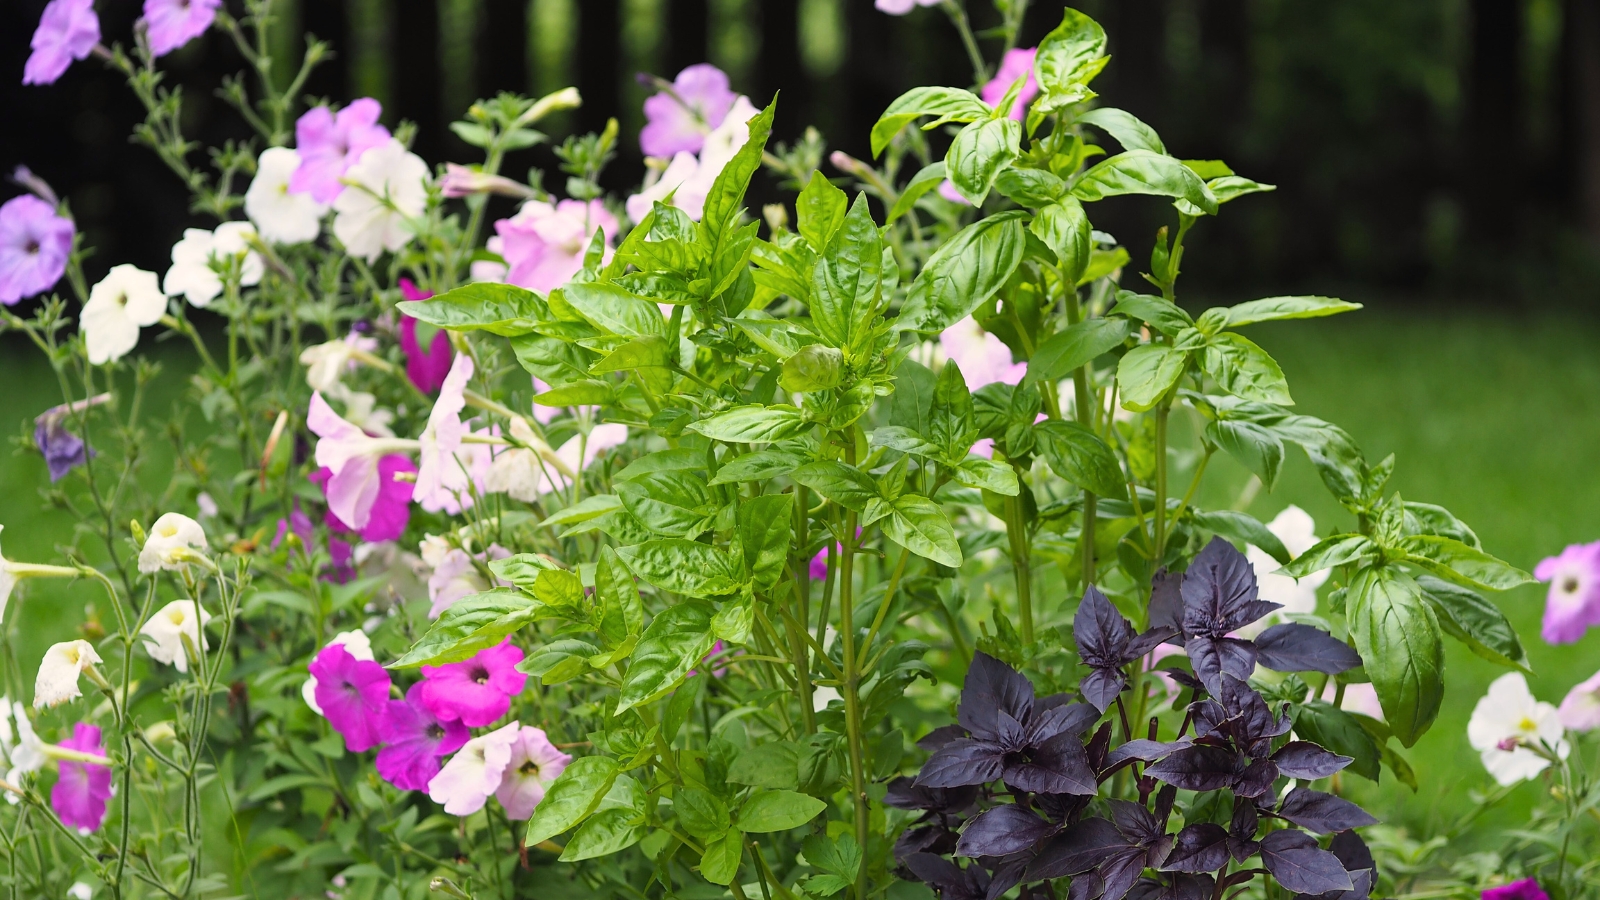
[874,0,942,14]
[51,722,110,832]
[490,199,618,292]
[331,140,429,262]
[137,512,208,573]
[34,640,102,708]
[625,95,760,223]
[245,147,329,245]
[1468,672,1569,786]
[376,682,470,791]
[980,47,1039,121]
[23,0,99,86]
[33,393,108,482]
[438,163,534,199]
[3,701,47,794]
[428,721,520,816]
[299,332,376,393]
[138,600,211,673]
[1559,669,1600,731]
[484,418,624,503]
[939,317,1025,391]
[419,639,527,728]
[419,536,510,617]
[308,642,391,752]
[640,64,739,158]
[142,0,220,56]
[290,99,392,203]
[162,222,264,307]
[1483,879,1551,900]
[0,194,73,305]
[302,630,373,715]
[307,391,419,530]
[1534,541,1600,644]
[494,726,571,819]
[81,264,165,365]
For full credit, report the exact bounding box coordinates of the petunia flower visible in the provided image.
[23,0,99,86]
[311,455,415,543]
[874,0,942,14]
[1535,541,1600,644]
[980,47,1039,121]
[331,139,430,262]
[161,222,264,308]
[438,163,535,199]
[625,95,759,223]
[51,722,110,832]
[142,0,221,57]
[137,512,209,573]
[302,630,373,715]
[34,640,102,708]
[936,180,972,206]
[4,701,47,795]
[419,639,527,728]
[299,332,378,394]
[1483,880,1551,900]
[939,317,1025,391]
[1467,672,1569,786]
[0,194,74,305]
[138,600,211,673]
[640,64,739,158]
[245,147,329,244]
[398,279,455,393]
[419,536,511,617]
[491,199,618,293]
[33,393,108,483]
[308,642,391,752]
[494,725,571,819]
[289,99,392,204]
[1241,505,1328,636]
[81,264,165,365]
[414,353,488,514]
[68,883,93,900]
[428,720,520,816]
[1559,669,1600,732]
[307,392,419,530]
[376,681,470,791]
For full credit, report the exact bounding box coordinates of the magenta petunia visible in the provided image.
[0,195,74,305]
[980,47,1039,121]
[290,99,392,204]
[1535,541,1600,644]
[419,639,527,728]
[640,64,738,157]
[310,454,415,542]
[376,682,470,791]
[142,0,221,58]
[399,278,454,394]
[309,643,391,752]
[23,0,99,86]
[326,537,356,584]
[51,722,111,832]
[1482,880,1550,900]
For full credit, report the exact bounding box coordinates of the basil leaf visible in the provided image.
[615,601,719,714]
[1347,566,1443,748]
[1036,419,1126,498]
[896,214,1027,334]
[737,790,827,833]
[1201,332,1292,406]
[525,756,620,846]
[1116,344,1188,412]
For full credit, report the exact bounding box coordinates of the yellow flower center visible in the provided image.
[1518,716,1537,733]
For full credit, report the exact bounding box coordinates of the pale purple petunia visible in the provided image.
[23,0,99,86]
[290,99,392,203]
[32,396,107,482]
[639,64,738,157]
[398,279,454,393]
[0,195,73,305]
[419,639,527,728]
[310,643,391,752]
[51,722,111,832]
[1559,669,1600,732]
[376,682,470,791]
[980,47,1039,121]
[142,0,221,57]
[494,726,572,819]
[1535,541,1600,644]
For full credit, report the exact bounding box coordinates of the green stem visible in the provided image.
[940,0,990,87]
[837,442,869,900]
[857,547,911,671]
[789,487,817,734]
[1153,402,1171,560]
[1004,483,1034,645]
[1068,290,1097,590]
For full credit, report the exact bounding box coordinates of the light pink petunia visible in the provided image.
[1535,541,1600,644]
[51,722,111,831]
[640,64,738,158]
[1560,669,1600,732]
[492,199,619,293]
[142,0,221,57]
[289,99,392,204]
[307,392,417,531]
[494,726,572,819]
[421,539,511,618]
[415,353,496,514]
[940,316,1026,391]
[23,0,99,86]
[980,47,1039,121]
[428,721,520,816]
[874,0,942,14]
[310,454,415,543]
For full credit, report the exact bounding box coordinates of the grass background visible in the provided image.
[4,304,1600,841]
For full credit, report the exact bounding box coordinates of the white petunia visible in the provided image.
[68,882,93,900]
[5,701,46,794]
[81,264,166,365]
[1468,672,1570,786]
[34,640,102,708]
[428,721,520,816]
[302,630,374,715]
[137,512,209,574]
[1240,505,1329,637]
[162,222,264,308]
[332,139,430,262]
[138,600,212,673]
[298,332,377,393]
[0,529,14,626]
[245,146,329,245]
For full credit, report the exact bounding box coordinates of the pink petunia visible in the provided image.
[23,0,99,86]
[1535,541,1600,644]
[51,722,111,831]
[980,47,1039,121]
[940,316,1026,391]
[289,99,392,204]
[874,0,942,14]
[310,643,391,752]
[414,353,495,514]
[1482,880,1550,900]
[640,64,738,158]
[142,0,221,57]
[1560,669,1600,732]
[307,392,418,531]
[376,681,471,791]
[491,199,619,294]
[428,721,520,816]
[494,725,572,819]
[398,278,454,393]
[310,454,415,543]
[418,639,527,728]
[0,195,74,305]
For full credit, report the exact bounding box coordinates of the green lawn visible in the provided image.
[4,306,1599,837]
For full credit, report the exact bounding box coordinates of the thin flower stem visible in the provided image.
[857,547,911,671]
[837,437,870,900]
[941,0,991,87]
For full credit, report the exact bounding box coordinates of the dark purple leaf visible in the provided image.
[1030,702,1103,742]
[1181,537,1279,635]
[1273,742,1353,780]
[1109,800,1163,845]
[956,806,1059,858]
[1077,586,1136,666]
[1295,867,1374,900]
[1230,799,1259,843]
[1126,626,1182,660]
[1165,875,1216,900]
[1036,793,1091,825]
[896,825,957,860]
[1160,824,1230,873]
[1106,739,1192,768]
[885,776,977,813]
[1081,667,1130,713]
[1004,730,1099,796]
[1185,636,1258,695]
[1277,788,1378,834]
[1144,745,1243,792]
[919,724,970,751]
[1154,785,1177,823]
[1127,879,1166,900]
[917,738,1006,788]
[1026,818,1132,880]
[1234,758,1280,798]
[986,858,1030,900]
[905,853,992,900]
[1099,848,1150,900]
[1069,870,1106,900]
[1149,569,1185,639]
[1258,829,1354,895]
[1255,624,1362,675]
[959,651,1037,743]
[1086,721,1114,772]
[1161,667,1204,691]
[996,709,1030,750]
[1038,692,1074,711]
[1329,831,1375,875]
